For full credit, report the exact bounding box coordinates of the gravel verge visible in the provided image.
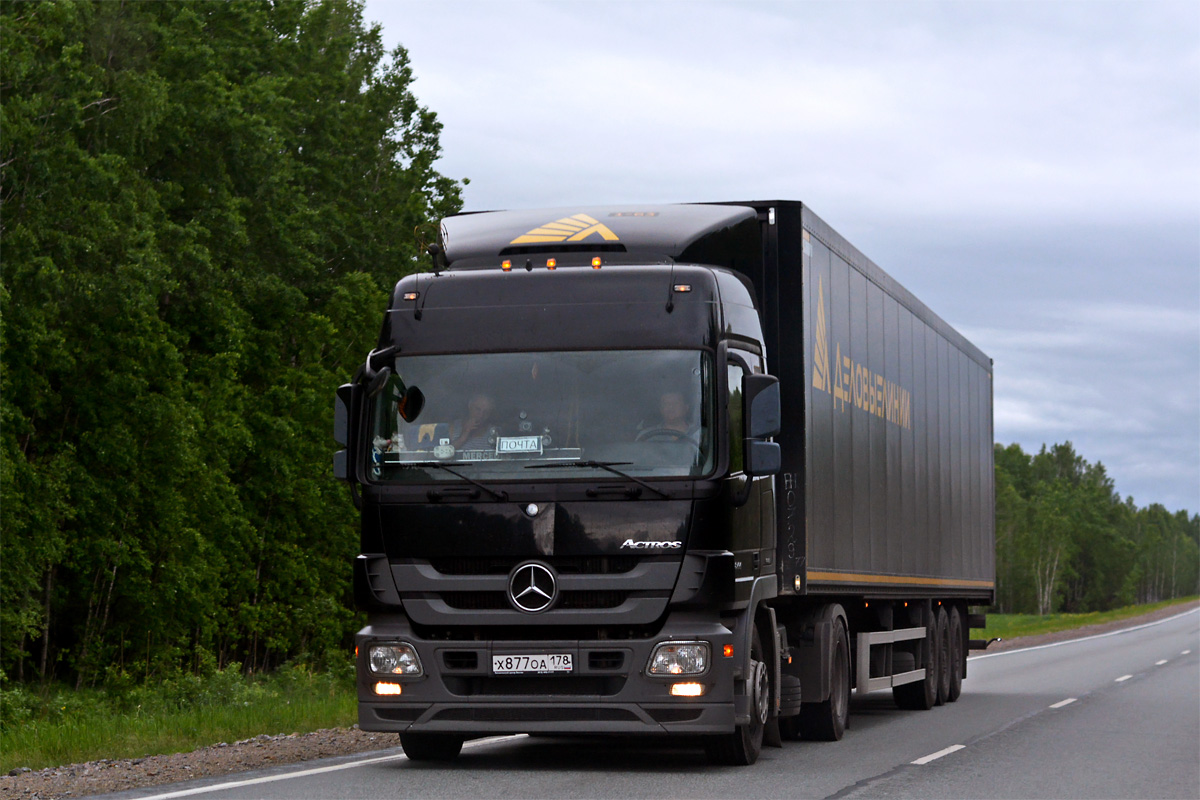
[3,600,1196,800]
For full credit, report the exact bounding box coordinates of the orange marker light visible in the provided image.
[402,292,419,301]
[591,257,602,269]
[501,260,512,272]
[546,258,557,270]
[723,645,734,658]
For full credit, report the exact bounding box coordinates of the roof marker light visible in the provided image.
[546,258,557,270]
[673,284,692,293]
[591,257,602,269]
[402,292,419,301]
[501,260,512,272]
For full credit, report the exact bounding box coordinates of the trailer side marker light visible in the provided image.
[502,260,512,271]
[402,292,419,301]
[546,258,556,270]
[673,284,692,293]
[670,682,706,697]
[723,645,734,658]
[374,682,402,696]
[592,257,602,268]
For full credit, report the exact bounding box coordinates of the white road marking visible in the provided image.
[132,735,524,800]
[1049,698,1076,708]
[968,607,1199,661]
[1156,659,1168,665]
[911,744,965,765]
[1115,674,1133,682]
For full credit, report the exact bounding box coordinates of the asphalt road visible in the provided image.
[98,608,1199,800]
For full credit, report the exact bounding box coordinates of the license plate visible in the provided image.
[492,653,573,674]
[497,436,542,454]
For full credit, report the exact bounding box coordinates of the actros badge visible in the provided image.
[508,561,558,613]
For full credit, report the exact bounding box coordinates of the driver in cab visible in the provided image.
[638,390,699,442]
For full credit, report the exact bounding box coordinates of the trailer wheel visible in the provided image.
[893,610,938,710]
[705,627,767,765]
[399,733,464,762]
[798,616,850,741]
[947,606,964,702]
[934,606,951,706]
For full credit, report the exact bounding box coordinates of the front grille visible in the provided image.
[442,675,626,697]
[442,651,479,670]
[440,591,629,611]
[647,708,704,723]
[433,706,638,723]
[588,651,626,670]
[428,556,641,576]
[374,706,425,722]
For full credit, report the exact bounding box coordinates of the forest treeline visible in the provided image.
[1,0,461,686]
[2,1,1196,689]
[994,442,1198,615]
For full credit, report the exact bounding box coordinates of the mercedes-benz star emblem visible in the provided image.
[508,562,557,613]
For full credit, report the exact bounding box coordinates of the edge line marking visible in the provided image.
[968,607,1199,661]
[132,735,525,800]
[1049,698,1076,708]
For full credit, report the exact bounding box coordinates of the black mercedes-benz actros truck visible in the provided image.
[334,201,994,766]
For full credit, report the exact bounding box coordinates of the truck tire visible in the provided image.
[399,733,464,762]
[893,611,938,710]
[934,606,951,706]
[798,616,850,741]
[705,627,767,765]
[947,606,964,702]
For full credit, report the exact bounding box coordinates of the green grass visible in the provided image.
[979,595,1198,643]
[0,664,357,773]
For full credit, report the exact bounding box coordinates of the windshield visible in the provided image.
[367,350,714,482]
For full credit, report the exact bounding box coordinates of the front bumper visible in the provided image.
[357,613,737,736]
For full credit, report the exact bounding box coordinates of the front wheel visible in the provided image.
[399,733,464,762]
[799,615,850,740]
[704,627,768,765]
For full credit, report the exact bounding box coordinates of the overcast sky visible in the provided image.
[364,0,1199,514]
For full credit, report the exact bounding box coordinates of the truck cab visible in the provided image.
[336,204,784,764]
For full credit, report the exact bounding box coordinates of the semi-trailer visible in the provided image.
[334,200,995,765]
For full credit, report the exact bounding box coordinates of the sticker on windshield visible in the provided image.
[497,436,542,454]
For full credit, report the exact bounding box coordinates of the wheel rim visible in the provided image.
[752,660,769,724]
[832,641,847,720]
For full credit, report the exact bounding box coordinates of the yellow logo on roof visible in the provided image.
[510,213,620,245]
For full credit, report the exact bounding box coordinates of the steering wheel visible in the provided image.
[636,427,702,455]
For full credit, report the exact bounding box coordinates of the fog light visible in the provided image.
[648,642,709,675]
[374,682,402,696]
[670,682,706,697]
[369,643,423,676]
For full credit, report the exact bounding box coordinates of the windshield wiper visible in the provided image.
[409,462,509,502]
[526,461,670,500]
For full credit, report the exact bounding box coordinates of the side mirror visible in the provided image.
[744,440,781,476]
[334,383,358,483]
[742,374,781,439]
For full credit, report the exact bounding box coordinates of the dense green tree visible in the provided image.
[1,0,461,685]
[993,442,1198,615]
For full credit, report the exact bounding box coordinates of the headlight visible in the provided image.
[647,641,709,675]
[368,643,423,676]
